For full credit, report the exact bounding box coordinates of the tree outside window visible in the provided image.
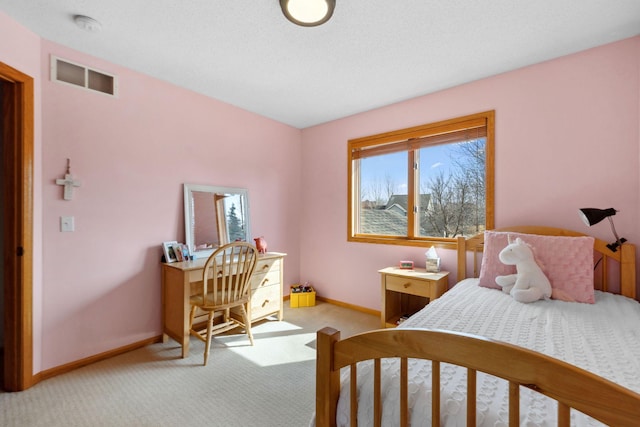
[226,203,245,242]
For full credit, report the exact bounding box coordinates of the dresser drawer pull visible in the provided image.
[262,299,270,307]
[261,278,270,286]
[403,282,411,288]
[261,264,271,270]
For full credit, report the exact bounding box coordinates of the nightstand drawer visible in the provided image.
[385,275,431,297]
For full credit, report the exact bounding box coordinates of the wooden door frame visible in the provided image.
[1,61,34,391]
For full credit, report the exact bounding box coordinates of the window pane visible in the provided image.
[357,151,408,236]
[418,138,486,238]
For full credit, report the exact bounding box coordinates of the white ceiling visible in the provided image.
[1,1,639,129]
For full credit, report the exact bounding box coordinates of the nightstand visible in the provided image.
[379,267,449,328]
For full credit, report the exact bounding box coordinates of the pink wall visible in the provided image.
[35,42,302,370]
[300,37,640,310]
[2,10,303,374]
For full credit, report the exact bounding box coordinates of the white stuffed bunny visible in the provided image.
[495,237,552,303]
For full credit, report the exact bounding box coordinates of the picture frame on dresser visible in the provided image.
[172,243,184,261]
[162,241,178,263]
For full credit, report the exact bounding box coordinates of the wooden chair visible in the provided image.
[189,241,258,365]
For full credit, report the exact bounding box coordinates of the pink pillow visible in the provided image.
[478,231,595,303]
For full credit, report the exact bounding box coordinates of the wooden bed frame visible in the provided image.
[315,227,640,427]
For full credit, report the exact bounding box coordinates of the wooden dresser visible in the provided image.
[161,252,286,357]
[232,253,285,323]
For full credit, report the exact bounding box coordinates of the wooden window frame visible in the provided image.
[347,111,495,250]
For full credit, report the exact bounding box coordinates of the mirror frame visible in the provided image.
[183,183,251,259]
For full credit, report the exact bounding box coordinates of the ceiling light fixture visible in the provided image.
[279,0,335,27]
[74,15,102,33]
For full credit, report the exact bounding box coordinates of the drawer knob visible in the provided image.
[262,264,270,270]
[403,282,411,288]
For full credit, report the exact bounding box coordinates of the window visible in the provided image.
[348,111,494,248]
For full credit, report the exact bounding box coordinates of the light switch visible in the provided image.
[61,216,75,232]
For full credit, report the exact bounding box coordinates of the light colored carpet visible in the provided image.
[1,301,379,427]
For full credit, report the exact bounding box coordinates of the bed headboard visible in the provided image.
[456,226,637,300]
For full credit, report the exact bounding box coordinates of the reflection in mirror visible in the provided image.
[184,184,250,259]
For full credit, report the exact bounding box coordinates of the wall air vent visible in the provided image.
[50,56,118,97]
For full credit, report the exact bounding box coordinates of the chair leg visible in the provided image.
[188,305,197,331]
[240,304,254,346]
[204,311,215,366]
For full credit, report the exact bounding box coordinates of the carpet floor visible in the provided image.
[1,301,379,427]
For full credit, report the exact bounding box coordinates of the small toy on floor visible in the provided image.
[292,282,313,293]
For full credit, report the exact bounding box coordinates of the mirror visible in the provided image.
[184,183,251,259]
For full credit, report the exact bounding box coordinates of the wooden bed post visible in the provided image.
[620,243,637,300]
[317,327,340,427]
[456,236,466,281]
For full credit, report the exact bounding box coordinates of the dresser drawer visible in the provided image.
[250,284,281,319]
[188,269,203,283]
[254,257,281,275]
[250,269,281,291]
[385,275,431,297]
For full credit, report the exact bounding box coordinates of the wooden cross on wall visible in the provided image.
[55,158,81,200]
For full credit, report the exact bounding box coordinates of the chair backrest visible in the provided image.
[197,242,258,308]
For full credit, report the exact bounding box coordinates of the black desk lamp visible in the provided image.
[578,208,627,252]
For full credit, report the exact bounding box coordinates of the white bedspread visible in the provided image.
[335,279,640,427]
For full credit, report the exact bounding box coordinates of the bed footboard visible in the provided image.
[315,327,640,427]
